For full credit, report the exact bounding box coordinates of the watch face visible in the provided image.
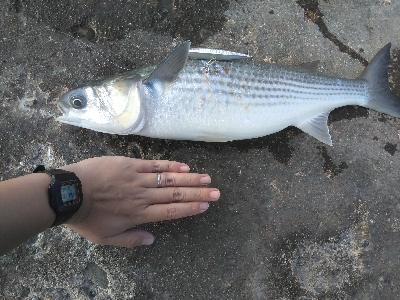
[60,181,79,206]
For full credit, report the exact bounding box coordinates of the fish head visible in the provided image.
[56,74,145,134]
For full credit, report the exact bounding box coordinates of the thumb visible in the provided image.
[101,230,155,248]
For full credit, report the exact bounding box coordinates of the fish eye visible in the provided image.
[69,95,87,109]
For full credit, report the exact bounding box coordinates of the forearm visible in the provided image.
[0,173,56,255]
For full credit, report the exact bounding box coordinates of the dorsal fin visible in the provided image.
[297,61,320,72]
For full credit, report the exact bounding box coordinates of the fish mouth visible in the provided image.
[55,103,70,122]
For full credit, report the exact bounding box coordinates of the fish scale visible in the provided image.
[57,41,400,145]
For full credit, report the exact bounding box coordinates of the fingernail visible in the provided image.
[209,190,220,200]
[180,165,190,172]
[200,175,211,184]
[141,237,154,246]
[200,202,209,212]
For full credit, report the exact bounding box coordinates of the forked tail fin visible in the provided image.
[359,43,400,118]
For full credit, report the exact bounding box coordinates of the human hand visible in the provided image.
[62,156,220,248]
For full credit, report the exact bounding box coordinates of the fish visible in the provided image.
[56,41,400,145]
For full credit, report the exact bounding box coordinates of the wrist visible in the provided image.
[59,162,92,226]
[33,165,83,227]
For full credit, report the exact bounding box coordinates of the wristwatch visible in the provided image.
[33,165,83,227]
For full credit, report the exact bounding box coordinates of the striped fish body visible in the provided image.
[56,42,400,145]
[140,59,369,143]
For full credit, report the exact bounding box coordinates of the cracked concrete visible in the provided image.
[1,0,400,299]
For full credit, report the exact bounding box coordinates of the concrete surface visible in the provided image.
[1,0,400,299]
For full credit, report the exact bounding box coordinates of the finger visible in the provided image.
[144,187,220,204]
[139,172,211,188]
[143,202,211,223]
[138,160,190,173]
[100,230,155,248]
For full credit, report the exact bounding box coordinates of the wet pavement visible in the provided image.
[0,0,400,299]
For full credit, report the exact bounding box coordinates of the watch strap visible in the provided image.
[33,165,83,227]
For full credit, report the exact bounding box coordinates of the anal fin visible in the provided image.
[296,111,332,145]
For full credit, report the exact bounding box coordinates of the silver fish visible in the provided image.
[57,41,400,145]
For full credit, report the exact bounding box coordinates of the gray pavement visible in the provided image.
[1,0,400,299]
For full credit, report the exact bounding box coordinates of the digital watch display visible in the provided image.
[60,183,78,203]
[33,165,83,227]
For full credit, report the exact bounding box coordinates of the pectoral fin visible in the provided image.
[296,111,332,145]
[145,41,191,86]
[189,48,252,60]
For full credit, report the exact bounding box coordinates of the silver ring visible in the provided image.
[157,173,162,188]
